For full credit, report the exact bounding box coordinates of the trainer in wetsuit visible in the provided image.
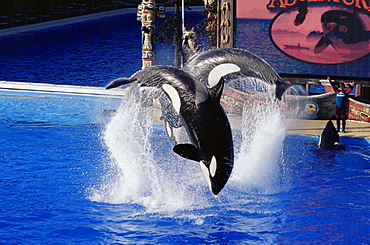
[328,76,353,133]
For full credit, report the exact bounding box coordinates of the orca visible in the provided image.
[183,48,291,100]
[106,65,234,195]
[318,120,344,150]
[314,10,369,55]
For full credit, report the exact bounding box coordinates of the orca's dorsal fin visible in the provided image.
[208,77,225,103]
[173,144,200,162]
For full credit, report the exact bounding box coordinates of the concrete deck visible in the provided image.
[0,81,126,98]
[287,119,370,139]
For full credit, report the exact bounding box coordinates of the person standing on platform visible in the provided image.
[327,76,353,133]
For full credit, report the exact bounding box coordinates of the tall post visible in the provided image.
[137,0,165,69]
[356,84,362,98]
[173,2,181,68]
[218,0,235,48]
[204,1,218,49]
[181,0,185,31]
[137,0,157,69]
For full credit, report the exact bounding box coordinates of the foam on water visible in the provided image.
[91,82,304,212]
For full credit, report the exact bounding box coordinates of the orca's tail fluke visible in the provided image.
[106,77,136,89]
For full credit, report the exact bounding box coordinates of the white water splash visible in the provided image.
[229,82,306,194]
[229,87,286,193]
[91,88,155,202]
[90,87,213,213]
[90,81,305,212]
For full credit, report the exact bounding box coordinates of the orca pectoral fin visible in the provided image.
[314,37,331,54]
[173,144,200,161]
[106,77,136,89]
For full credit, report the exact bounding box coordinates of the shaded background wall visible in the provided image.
[0,0,146,14]
[0,0,56,13]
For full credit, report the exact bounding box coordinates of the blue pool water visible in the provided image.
[0,90,369,244]
[0,12,204,87]
[0,11,370,244]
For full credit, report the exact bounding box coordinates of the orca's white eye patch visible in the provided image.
[208,63,240,87]
[162,84,181,114]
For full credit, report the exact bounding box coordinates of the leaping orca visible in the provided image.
[318,120,344,150]
[183,48,291,100]
[106,65,234,195]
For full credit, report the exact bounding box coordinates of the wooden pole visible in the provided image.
[138,0,157,69]
[174,2,181,68]
[218,0,235,48]
[356,84,362,97]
